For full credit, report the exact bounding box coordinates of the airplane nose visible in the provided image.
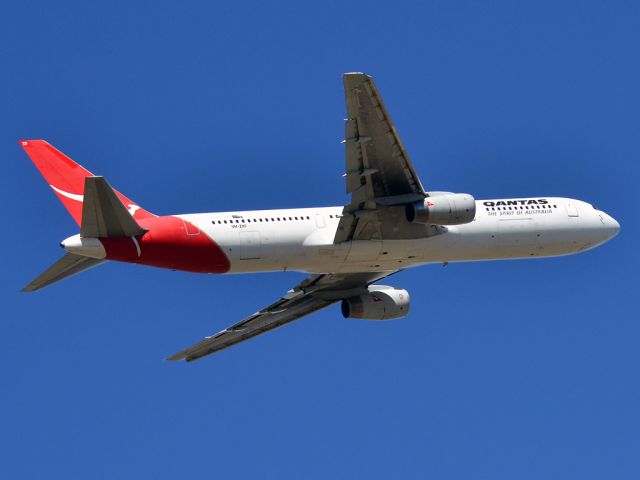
[601,212,620,239]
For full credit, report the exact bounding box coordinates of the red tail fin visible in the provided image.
[19,140,154,226]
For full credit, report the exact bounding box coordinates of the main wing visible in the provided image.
[167,271,394,362]
[335,73,429,243]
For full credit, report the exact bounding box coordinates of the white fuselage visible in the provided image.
[176,197,620,275]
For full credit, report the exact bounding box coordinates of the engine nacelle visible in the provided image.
[406,193,476,225]
[341,285,410,321]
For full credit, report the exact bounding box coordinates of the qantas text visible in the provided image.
[483,199,548,207]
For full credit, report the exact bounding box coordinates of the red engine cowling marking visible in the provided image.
[101,216,230,273]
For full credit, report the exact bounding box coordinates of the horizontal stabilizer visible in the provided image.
[81,176,147,238]
[22,253,105,292]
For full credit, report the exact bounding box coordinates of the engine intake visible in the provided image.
[406,193,476,225]
[341,285,410,320]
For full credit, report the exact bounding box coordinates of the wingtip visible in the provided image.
[343,72,369,77]
[166,352,200,362]
[165,353,186,361]
[342,73,374,86]
[21,282,38,292]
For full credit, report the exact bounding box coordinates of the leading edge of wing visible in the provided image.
[336,73,428,244]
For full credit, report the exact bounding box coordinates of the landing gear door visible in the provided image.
[564,201,579,217]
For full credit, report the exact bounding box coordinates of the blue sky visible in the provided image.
[2,1,639,478]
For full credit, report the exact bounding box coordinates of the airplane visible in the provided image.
[20,72,620,362]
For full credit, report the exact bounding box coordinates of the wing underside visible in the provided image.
[167,295,333,362]
[336,73,430,243]
[168,271,395,362]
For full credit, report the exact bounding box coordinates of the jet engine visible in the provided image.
[406,192,476,225]
[341,285,410,320]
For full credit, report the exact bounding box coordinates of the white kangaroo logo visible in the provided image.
[127,204,141,216]
[50,185,83,202]
[51,185,141,217]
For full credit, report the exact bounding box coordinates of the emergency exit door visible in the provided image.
[564,201,579,217]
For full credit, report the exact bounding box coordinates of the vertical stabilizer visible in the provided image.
[19,140,154,225]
